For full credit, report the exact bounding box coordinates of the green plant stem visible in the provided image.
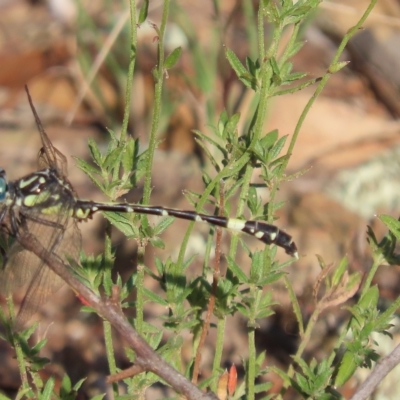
[104,320,119,395]
[142,0,170,204]
[135,242,146,332]
[286,305,322,380]
[254,6,285,225]
[280,22,300,65]
[250,61,270,152]
[7,297,31,395]
[243,0,257,59]
[137,0,169,337]
[257,6,264,62]
[284,275,304,336]
[102,227,119,395]
[266,20,284,60]
[14,340,30,394]
[247,328,256,400]
[211,317,227,392]
[327,325,349,367]
[360,257,380,298]
[228,163,254,259]
[120,0,138,142]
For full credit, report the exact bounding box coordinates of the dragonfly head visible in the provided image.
[0,169,7,202]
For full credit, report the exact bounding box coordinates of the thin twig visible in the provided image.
[107,365,145,383]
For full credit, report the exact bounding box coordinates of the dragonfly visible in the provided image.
[0,87,298,330]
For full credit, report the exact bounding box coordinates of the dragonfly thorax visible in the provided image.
[12,169,75,212]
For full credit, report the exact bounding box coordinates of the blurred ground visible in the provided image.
[0,0,400,398]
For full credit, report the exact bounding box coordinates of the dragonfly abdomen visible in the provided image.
[73,201,298,258]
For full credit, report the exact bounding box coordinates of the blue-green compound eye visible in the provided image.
[0,170,7,202]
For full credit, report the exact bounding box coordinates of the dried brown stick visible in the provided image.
[350,343,400,400]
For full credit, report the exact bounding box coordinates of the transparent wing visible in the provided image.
[25,86,68,176]
[0,212,81,329]
[0,89,82,329]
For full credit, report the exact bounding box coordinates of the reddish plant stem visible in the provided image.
[192,184,225,384]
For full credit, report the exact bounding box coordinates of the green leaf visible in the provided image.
[238,73,259,90]
[270,57,280,76]
[258,271,285,286]
[31,338,48,354]
[225,177,245,202]
[332,256,348,287]
[218,110,229,136]
[283,71,307,83]
[329,61,350,74]
[103,269,114,297]
[249,251,264,283]
[41,377,55,400]
[90,395,105,400]
[254,381,273,393]
[255,308,275,320]
[295,373,310,393]
[164,47,182,69]
[138,0,149,24]
[265,2,280,23]
[149,236,165,249]
[143,287,168,306]
[121,138,136,175]
[260,129,278,149]
[236,303,250,318]
[273,77,320,97]
[359,285,379,309]
[74,157,104,191]
[87,138,103,167]
[60,374,72,395]
[379,214,400,241]
[226,255,249,283]
[285,40,305,59]
[103,212,139,238]
[270,135,287,160]
[334,350,358,387]
[281,0,293,13]
[73,378,86,392]
[175,285,196,304]
[247,186,261,214]
[18,322,39,341]
[226,49,258,90]
[193,129,224,151]
[226,48,247,79]
[153,216,175,236]
[182,254,197,270]
[103,146,124,171]
[15,388,33,400]
[223,112,240,140]
[246,57,261,80]
[284,275,304,335]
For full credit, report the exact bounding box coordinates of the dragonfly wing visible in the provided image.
[0,208,81,329]
[4,244,66,329]
[0,240,39,293]
[24,86,68,176]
